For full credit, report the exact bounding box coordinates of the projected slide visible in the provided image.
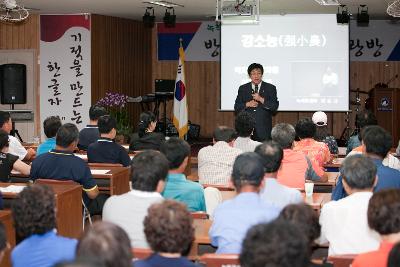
[221,14,349,111]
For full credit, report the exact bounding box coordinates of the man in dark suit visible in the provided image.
[234,63,279,141]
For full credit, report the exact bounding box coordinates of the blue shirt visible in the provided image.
[87,138,131,167]
[332,158,400,200]
[11,230,77,267]
[209,192,280,253]
[30,149,98,204]
[78,125,99,150]
[260,178,302,209]
[36,138,56,156]
[134,253,199,267]
[162,173,206,212]
[346,135,361,155]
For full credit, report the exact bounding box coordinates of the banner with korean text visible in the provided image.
[40,14,91,135]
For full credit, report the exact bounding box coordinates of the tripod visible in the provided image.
[9,104,24,143]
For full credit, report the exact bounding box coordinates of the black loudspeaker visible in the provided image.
[0,63,27,104]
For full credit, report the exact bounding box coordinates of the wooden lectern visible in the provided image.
[369,87,400,146]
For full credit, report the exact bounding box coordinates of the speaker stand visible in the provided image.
[9,104,24,143]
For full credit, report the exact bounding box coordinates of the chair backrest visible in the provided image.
[202,184,235,191]
[35,178,78,186]
[88,163,123,167]
[132,248,153,260]
[327,254,357,267]
[191,211,209,219]
[200,253,240,267]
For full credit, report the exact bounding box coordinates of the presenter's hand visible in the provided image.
[252,93,265,104]
[246,100,258,108]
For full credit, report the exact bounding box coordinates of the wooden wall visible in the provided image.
[91,14,153,130]
[151,26,400,138]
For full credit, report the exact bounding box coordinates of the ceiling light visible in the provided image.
[163,7,176,28]
[336,5,350,24]
[357,5,369,27]
[314,0,341,6]
[142,1,184,8]
[143,7,155,28]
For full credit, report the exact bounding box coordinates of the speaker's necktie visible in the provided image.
[255,84,259,94]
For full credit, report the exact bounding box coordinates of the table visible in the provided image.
[10,165,130,196]
[310,172,338,193]
[0,211,15,267]
[0,182,82,239]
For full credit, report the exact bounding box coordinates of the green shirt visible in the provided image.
[162,173,206,212]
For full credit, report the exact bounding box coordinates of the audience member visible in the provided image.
[209,152,280,253]
[271,123,327,189]
[87,115,131,167]
[319,155,380,255]
[30,123,106,215]
[233,111,261,152]
[388,242,400,267]
[37,116,62,155]
[103,150,168,248]
[11,184,77,267]
[240,220,309,267]
[312,111,338,154]
[198,126,242,185]
[78,105,107,150]
[293,118,331,170]
[0,222,7,263]
[129,111,165,151]
[332,126,400,200]
[0,111,35,160]
[346,110,377,155]
[160,138,206,212]
[255,141,302,208]
[55,259,106,267]
[0,129,30,182]
[352,189,400,267]
[347,126,400,170]
[135,200,198,267]
[76,221,133,267]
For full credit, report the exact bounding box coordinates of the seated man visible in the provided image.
[102,150,169,248]
[30,123,105,215]
[198,126,242,185]
[255,141,302,208]
[210,152,280,253]
[37,116,62,155]
[319,155,380,255]
[160,138,206,212]
[240,220,309,267]
[135,200,198,267]
[0,111,35,160]
[346,110,377,155]
[293,118,331,170]
[0,129,30,182]
[332,126,400,200]
[271,123,327,189]
[78,105,107,151]
[233,111,261,152]
[352,189,400,267]
[87,115,131,167]
[11,184,77,267]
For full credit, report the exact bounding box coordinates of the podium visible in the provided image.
[370,88,400,146]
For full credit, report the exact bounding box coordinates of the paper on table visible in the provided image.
[74,154,87,159]
[91,169,110,175]
[0,185,26,193]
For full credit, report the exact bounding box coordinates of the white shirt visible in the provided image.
[198,141,242,185]
[260,178,302,208]
[8,135,27,160]
[234,137,261,153]
[347,150,400,171]
[319,192,380,255]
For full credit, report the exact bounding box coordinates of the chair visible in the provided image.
[88,163,123,167]
[327,254,357,267]
[199,253,240,267]
[35,178,92,229]
[191,211,209,219]
[132,248,153,260]
[202,184,235,191]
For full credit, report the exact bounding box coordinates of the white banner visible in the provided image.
[40,15,91,135]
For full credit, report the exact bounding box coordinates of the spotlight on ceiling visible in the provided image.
[336,5,350,24]
[357,5,369,26]
[143,7,155,28]
[163,7,176,28]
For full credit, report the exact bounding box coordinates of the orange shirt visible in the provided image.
[293,138,331,169]
[352,241,394,267]
[352,145,363,152]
